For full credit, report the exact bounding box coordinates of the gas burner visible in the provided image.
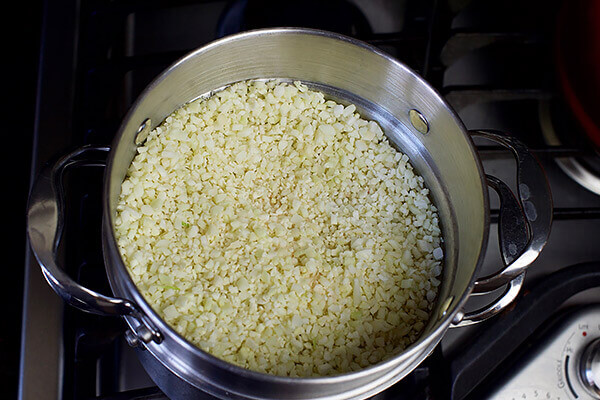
[538,99,600,196]
[217,0,372,38]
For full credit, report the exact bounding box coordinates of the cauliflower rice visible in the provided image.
[115,79,443,377]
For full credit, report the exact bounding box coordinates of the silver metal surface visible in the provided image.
[453,273,525,327]
[486,306,600,400]
[26,145,162,345]
[580,338,600,398]
[408,109,429,134]
[553,158,600,196]
[100,27,492,400]
[539,100,600,196]
[451,172,528,326]
[469,130,553,293]
[451,129,552,325]
[125,330,141,348]
[135,118,152,146]
[486,175,529,269]
[26,28,552,400]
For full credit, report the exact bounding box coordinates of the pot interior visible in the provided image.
[106,28,488,359]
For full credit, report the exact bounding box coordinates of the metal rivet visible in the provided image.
[137,325,154,343]
[125,325,154,348]
[409,109,429,134]
[451,309,465,325]
[439,296,454,319]
[124,329,140,347]
[135,118,151,146]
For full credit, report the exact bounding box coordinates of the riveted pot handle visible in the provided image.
[451,130,553,327]
[27,145,162,344]
[451,176,528,327]
[470,130,553,293]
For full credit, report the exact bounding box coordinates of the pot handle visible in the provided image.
[27,145,163,344]
[452,130,553,327]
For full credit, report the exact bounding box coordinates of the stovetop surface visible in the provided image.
[20,0,600,399]
[4,0,42,398]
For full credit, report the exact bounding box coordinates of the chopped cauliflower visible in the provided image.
[115,79,443,377]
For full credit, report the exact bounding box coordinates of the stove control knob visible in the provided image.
[580,338,600,399]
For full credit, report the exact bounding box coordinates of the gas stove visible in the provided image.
[21,1,600,399]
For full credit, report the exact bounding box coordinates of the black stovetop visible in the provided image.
[4,0,42,398]
[20,1,600,399]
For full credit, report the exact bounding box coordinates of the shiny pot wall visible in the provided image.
[27,28,552,400]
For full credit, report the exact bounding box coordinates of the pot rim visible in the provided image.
[103,27,490,385]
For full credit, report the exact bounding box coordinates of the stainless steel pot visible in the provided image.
[27,28,553,400]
